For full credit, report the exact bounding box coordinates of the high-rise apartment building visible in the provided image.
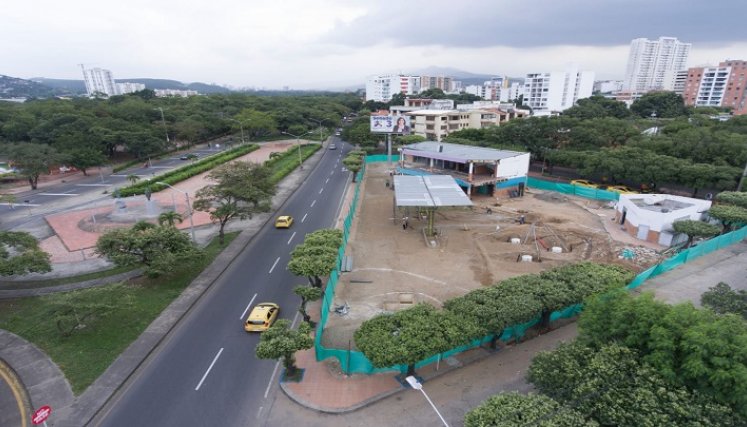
[365,75,421,102]
[623,37,691,92]
[522,65,594,112]
[419,75,454,92]
[81,66,118,97]
[682,60,747,115]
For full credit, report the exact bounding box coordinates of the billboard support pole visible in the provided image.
[387,133,392,166]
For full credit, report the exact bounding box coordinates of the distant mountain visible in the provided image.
[30,77,232,94]
[0,75,75,98]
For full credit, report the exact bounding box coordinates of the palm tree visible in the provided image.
[158,211,183,227]
[126,174,140,186]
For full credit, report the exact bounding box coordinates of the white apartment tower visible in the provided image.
[81,66,118,97]
[365,75,421,102]
[623,37,691,92]
[522,65,594,113]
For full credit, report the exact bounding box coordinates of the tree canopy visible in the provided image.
[0,231,52,276]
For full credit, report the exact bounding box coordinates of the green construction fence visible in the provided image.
[313,156,747,374]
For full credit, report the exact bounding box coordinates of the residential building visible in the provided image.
[623,37,691,92]
[398,141,530,197]
[522,65,594,113]
[81,66,118,97]
[116,82,146,94]
[464,77,519,102]
[672,70,689,95]
[154,89,199,97]
[682,60,747,115]
[365,75,421,102]
[418,75,454,92]
[614,194,711,246]
[593,80,624,93]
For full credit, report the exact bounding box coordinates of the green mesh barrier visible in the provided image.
[527,177,619,201]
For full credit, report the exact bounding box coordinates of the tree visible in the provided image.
[672,220,722,247]
[528,342,741,426]
[342,154,363,182]
[708,204,747,232]
[287,229,342,287]
[465,392,597,427]
[49,285,133,337]
[95,222,200,277]
[578,291,747,417]
[193,161,275,244]
[355,304,481,376]
[158,211,183,227]
[630,91,687,118]
[255,320,313,378]
[65,146,107,176]
[294,285,323,326]
[126,173,140,186]
[6,143,66,189]
[0,231,52,276]
[563,95,631,120]
[701,282,747,320]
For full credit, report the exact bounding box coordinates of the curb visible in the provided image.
[0,269,144,299]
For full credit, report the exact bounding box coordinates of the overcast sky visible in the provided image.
[2,0,746,89]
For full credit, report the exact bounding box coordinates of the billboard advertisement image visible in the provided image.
[370,115,411,135]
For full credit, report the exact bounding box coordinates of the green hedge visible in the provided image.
[115,144,259,197]
[265,144,321,184]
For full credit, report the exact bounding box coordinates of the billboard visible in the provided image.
[370,115,411,135]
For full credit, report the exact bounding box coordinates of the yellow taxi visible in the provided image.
[274,215,294,228]
[570,179,598,189]
[244,303,280,332]
[606,185,638,194]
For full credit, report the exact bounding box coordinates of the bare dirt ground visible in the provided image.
[322,163,661,349]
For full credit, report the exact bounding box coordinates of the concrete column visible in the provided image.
[468,162,474,182]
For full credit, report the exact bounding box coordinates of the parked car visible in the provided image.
[606,185,638,194]
[329,143,337,150]
[244,303,279,332]
[274,215,294,228]
[570,179,598,189]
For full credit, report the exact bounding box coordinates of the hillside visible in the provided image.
[0,75,73,98]
[31,77,231,94]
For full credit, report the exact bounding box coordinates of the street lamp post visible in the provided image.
[281,131,312,169]
[309,118,330,145]
[405,376,449,427]
[157,107,170,145]
[157,182,196,242]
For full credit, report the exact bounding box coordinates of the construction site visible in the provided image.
[321,162,664,349]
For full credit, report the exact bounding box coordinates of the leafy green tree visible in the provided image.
[0,231,52,276]
[528,342,742,426]
[716,191,747,208]
[342,154,363,182]
[126,173,140,185]
[563,95,631,120]
[701,282,747,320]
[255,320,313,378]
[419,88,447,99]
[193,161,275,244]
[708,204,747,232]
[672,220,722,247]
[465,392,597,427]
[355,304,481,376]
[630,91,687,118]
[287,229,342,287]
[49,285,133,337]
[5,143,66,189]
[578,291,747,416]
[293,285,323,326]
[95,222,200,277]
[65,146,107,176]
[389,92,406,106]
[157,211,183,227]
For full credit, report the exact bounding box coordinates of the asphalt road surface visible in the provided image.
[93,140,351,426]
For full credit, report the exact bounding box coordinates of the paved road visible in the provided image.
[0,147,226,230]
[93,140,350,426]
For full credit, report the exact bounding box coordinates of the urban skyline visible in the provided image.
[2,0,746,89]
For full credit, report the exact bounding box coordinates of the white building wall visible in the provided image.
[82,67,118,97]
[497,153,531,178]
[616,194,711,233]
[624,37,691,92]
[365,75,420,102]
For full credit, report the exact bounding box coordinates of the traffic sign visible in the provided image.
[32,405,52,425]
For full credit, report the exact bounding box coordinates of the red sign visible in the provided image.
[32,405,52,425]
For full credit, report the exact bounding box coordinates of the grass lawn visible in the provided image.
[0,265,136,290]
[0,232,238,395]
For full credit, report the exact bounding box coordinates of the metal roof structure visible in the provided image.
[393,175,473,207]
[402,141,525,162]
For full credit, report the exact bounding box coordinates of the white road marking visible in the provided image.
[287,232,296,245]
[325,178,329,184]
[147,166,172,169]
[1,203,40,207]
[37,193,79,196]
[268,257,280,274]
[301,213,308,223]
[240,293,258,319]
[310,200,316,207]
[195,348,223,391]
[264,361,281,399]
[319,188,324,194]
[75,183,111,187]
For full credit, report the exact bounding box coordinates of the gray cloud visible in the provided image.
[323,0,747,48]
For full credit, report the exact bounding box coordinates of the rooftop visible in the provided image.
[393,175,473,207]
[402,141,527,162]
